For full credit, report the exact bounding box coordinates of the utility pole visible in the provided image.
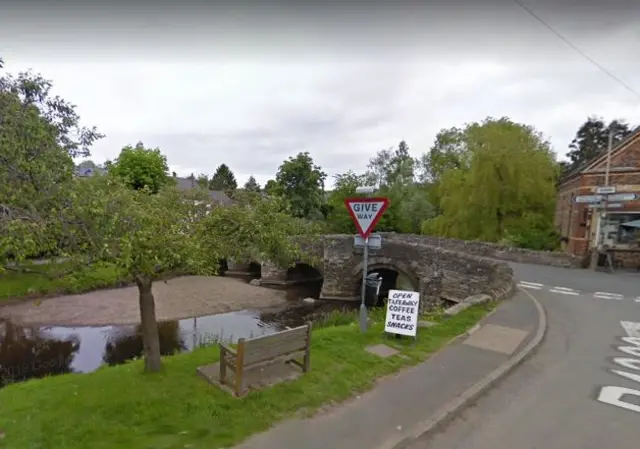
[591,130,614,270]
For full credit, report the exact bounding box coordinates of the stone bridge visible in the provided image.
[227,233,580,311]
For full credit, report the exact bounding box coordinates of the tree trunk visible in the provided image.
[135,276,162,372]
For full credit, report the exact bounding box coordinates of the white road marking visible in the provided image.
[622,337,640,346]
[618,345,640,357]
[549,288,579,295]
[595,292,624,300]
[519,281,543,287]
[595,291,623,298]
[596,324,640,413]
[517,282,542,290]
[597,386,640,413]
[621,321,640,338]
[611,369,640,385]
[613,357,640,371]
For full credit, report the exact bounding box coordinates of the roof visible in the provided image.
[75,166,105,177]
[559,126,640,186]
[174,177,233,205]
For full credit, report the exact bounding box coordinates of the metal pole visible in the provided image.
[359,236,369,333]
[592,130,614,270]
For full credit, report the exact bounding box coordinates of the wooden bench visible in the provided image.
[219,322,312,396]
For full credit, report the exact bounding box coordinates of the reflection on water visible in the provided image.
[0,280,354,387]
[0,321,80,388]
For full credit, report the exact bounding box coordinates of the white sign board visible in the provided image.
[607,193,638,202]
[354,234,382,249]
[384,289,420,337]
[596,186,616,194]
[574,195,603,204]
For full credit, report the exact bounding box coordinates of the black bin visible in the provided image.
[364,272,383,307]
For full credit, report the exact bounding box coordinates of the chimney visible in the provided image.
[172,171,176,177]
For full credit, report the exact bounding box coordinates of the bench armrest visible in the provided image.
[220,342,237,356]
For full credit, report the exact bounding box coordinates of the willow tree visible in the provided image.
[421,117,558,245]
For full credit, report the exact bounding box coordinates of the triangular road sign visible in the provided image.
[344,197,390,239]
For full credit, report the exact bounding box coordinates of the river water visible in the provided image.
[0,279,360,387]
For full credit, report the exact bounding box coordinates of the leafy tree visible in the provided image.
[0,59,102,259]
[264,179,278,195]
[417,128,470,213]
[208,164,237,195]
[200,194,315,266]
[0,61,102,159]
[366,141,416,188]
[359,141,433,233]
[418,128,468,184]
[3,171,312,372]
[244,175,261,192]
[421,117,558,245]
[565,117,633,172]
[108,142,170,194]
[196,174,209,189]
[325,171,367,233]
[274,152,327,219]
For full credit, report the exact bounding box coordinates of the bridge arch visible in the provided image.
[351,258,420,303]
[286,262,323,283]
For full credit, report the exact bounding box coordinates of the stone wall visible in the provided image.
[317,234,514,311]
[243,233,522,311]
[379,233,581,268]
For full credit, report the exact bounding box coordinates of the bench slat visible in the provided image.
[244,338,308,365]
[244,350,306,371]
[219,322,311,396]
[245,325,308,347]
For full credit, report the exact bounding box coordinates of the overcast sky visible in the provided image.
[2,0,640,188]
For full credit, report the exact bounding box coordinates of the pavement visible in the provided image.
[234,289,544,449]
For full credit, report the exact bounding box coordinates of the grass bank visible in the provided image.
[0,261,128,301]
[0,303,493,449]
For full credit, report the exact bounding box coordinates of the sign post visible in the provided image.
[345,196,390,333]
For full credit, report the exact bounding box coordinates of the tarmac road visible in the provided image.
[407,263,640,449]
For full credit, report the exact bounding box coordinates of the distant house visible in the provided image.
[173,176,233,206]
[75,166,105,177]
[74,168,232,205]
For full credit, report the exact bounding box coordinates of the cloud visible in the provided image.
[1,0,640,188]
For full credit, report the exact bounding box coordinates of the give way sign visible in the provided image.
[344,197,390,239]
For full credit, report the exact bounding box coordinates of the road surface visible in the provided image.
[408,263,640,449]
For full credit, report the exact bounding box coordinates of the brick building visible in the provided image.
[555,127,640,267]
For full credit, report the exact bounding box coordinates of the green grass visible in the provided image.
[0,261,128,301]
[0,303,492,449]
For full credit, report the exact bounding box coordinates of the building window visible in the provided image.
[601,213,640,247]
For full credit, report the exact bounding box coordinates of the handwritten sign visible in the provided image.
[384,289,420,337]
